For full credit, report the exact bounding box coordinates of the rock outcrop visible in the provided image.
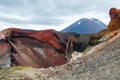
[0,28,91,68]
[108,7,120,32]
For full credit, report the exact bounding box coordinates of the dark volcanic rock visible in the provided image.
[89,29,107,45]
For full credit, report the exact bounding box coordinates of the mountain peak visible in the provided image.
[62,18,107,34]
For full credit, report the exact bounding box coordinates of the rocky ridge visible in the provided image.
[0,29,120,80]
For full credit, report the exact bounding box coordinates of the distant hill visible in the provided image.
[62,18,107,34]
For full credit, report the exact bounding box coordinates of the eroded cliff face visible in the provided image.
[0,28,91,68]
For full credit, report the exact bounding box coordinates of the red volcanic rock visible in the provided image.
[7,29,68,68]
[108,7,120,32]
[27,30,65,51]
[3,28,66,52]
[10,40,67,68]
[0,28,90,68]
[0,28,89,68]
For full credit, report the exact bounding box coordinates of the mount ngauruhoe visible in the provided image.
[62,18,107,34]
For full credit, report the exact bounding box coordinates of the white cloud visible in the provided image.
[0,0,119,31]
[0,12,32,21]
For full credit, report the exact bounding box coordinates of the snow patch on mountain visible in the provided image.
[77,21,81,25]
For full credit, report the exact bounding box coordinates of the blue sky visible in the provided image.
[0,0,119,31]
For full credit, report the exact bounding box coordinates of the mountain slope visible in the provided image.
[62,18,107,34]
